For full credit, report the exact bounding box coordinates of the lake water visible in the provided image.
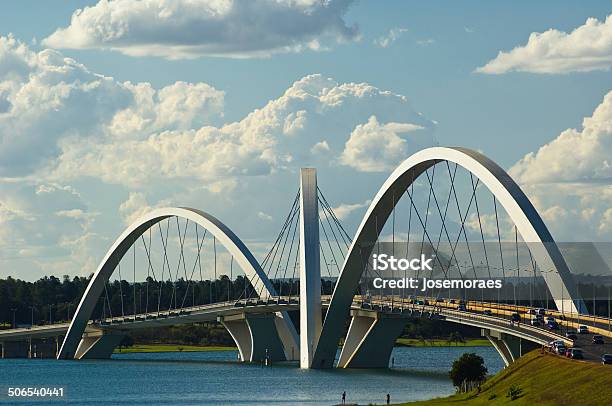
[0,346,503,405]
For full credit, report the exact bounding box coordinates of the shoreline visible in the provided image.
[395,338,492,347]
[114,344,237,353]
[115,339,491,354]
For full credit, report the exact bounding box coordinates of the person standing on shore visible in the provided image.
[342,391,346,404]
[386,393,390,404]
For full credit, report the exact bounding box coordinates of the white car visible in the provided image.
[530,318,542,326]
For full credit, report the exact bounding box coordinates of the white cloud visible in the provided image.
[340,115,433,172]
[119,192,152,225]
[416,38,435,46]
[43,0,359,59]
[374,28,408,48]
[476,15,612,74]
[257,211,273,221]
[329,200,370,220]
[0,181,103,278]
[47,73,436,186]
[510,91,612,184]
[0,35,224,177]
[310,140,330,154]
[0,36,437,279]
[510,91,612,240]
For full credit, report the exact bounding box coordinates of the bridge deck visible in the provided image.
[1,296,610,359]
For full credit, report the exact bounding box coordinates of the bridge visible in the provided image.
[1,147,611,368]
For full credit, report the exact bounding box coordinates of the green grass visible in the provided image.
[395,350,612,406]
[114,344,237,353]
[395,338,492,347]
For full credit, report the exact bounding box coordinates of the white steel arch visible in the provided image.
[311,147,586,368]
[58,207,298,359]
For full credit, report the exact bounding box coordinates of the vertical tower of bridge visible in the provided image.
[299,168,322,368]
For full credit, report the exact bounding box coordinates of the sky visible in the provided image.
[0,0,611,280]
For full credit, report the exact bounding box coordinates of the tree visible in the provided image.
[449,353,488,389]
[118,335,134,351]
[448,331,465,346]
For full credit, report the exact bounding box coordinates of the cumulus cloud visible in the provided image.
[0,35,224,177]
[257,211,273,221]
[340,115,433,172]
[476,15,612,74]
[0,181,103,277]
[510,91,612,184]
[47,73,436,186]
[416,38,435,46]
[510,91,612,240]
[374,27,408,48]
[43,0,359,59]
[0,36,438,278]
[328,200,370,220]
[119,192,153,225]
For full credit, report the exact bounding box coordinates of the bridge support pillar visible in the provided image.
[74,331,125,359]
[219,313,287,363]
[337,310,407,368]
[299,168,322,368]
[0,341,29,358]
[29,337,63,359]
[482,329,538,367]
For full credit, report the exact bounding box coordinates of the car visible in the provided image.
[483,309,493,316]
[568,348,584,359]
[602,354,612,365]
[555,344,566,355]
[547,321,560,330]
[536,308,546,316]
[578,325,589,334]
[530,318,542,327]
[546,316,555,323]
[549,340,563,346]
[535,314,544,321]
[457,304,467,311]
[511,313,521,322]
[527,309,537,315]
[565,331,577,340]
[435,298,444,303]
[416,300,424,305]
[549,340,564,351]
[449,299,456,304]
[592,335,604,344]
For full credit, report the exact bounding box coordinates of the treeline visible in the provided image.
[127,323,235,347]
[0,275,335,327]
[0,275,89,327]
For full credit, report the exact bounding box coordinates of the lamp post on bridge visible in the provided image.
[10,308,17,329]
[28,305,34,327]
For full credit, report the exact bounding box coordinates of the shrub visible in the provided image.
[506,384,523,400]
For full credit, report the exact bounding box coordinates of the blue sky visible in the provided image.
[0,0,610,280]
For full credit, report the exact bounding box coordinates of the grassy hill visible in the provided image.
[398,350,612,406]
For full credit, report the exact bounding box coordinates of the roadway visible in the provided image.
[1,295,610,364]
